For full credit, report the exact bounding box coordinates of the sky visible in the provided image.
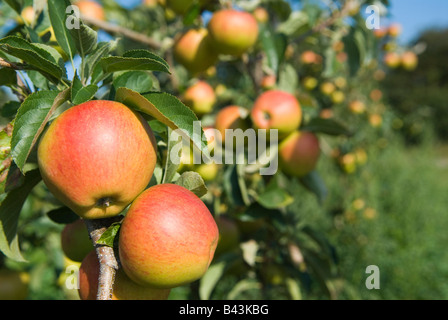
[386,0,448,44]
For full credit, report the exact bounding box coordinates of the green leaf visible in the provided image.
[276,10,309,37]
[68,16,98,57]
[175,171,208,198]
[257,176,294,209]
[115,88,209,159]
[259,24,288,75]
[162,127,182,184]
[46,206,79,224]
[0,36,64,83]
[113,71,153,93]
[199,261,226,300]
[96,222,121,247]
[301,117,352,136]
[84,40,118,83]
[100,49,170,74]
[277,63,298,94]
[47,0,77,62]
[0,169,42,262]
[0,68,17,86]
[11,89,70,171]
[1,101,20,119]
[4,0,22,14]
[71,72,98,105]
[299,171,328,204]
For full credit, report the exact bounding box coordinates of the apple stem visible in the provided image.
[84,217,122,300]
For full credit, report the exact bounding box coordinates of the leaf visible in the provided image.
[277,63,298,94]
[227,279,261,300]
[162,127,182,184]
[259,24,288,75]
[0,68,17,86]
[277,10,309,37]
[11,89,70,171]
[47,0,77,62]
[4,0,22,14]
[115,88,209,159]
[199,261,226,300]
[299,171,328,204]
[0,36,64,83]
[113,71,153,93]
[0,169,42,262]
[84,40,118,82]
[46,206,79,224]
[301,117,352,136]
[175,171,208,198]
[256,177,294,209]
[71,72,98,104]
[68,16,98,57]
[100,49,170,74]
[96,222,121,247]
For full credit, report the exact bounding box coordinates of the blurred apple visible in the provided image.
[383,52,401,68]
[331,90,345,104]
[61,219,93,262]
[75,0,105,21]
[401,51,418,71]
[182,80,216,117]
[348,100,366,114]
[253,7,269,24]
[260,74,276,90]
[320,81,336,96]
[303,76,318,91]
[388,23,402,37]
[300,50,322,64]
[215,105,250,144]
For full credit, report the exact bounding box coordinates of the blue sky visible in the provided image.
[386,0,448,44]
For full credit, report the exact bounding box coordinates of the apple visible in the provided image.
[195,162,219,181]
[214,105,250,144]
[75,0,105,21]
[37,100,158,220]
[260,74,276,90]
[261,264,287,285]
[319,108,334,119]
[401,51,418,71]
[173,28,218,75]
[383,52,401,68]
[142,0,159,8]
[373,28,388,38]
[61,219,93,262]
[338,153,357,174]
[253,7,269,24]
[214,215,240,257]
[118,183,219,289]
[203,126,218,153]
[207,9,259,56]
[369,113,382,127]
[278,131,320,177]
[0,269,29,300]
[348,100,366,114]
[182,80,216,117]
[18,6,35,25]
[303,77,318,91]
[78,250,171,300]
[319,81,336,96]
[370,89,383,102]
[300,50,322,65]
[251,90,302,140]
[388,23,402,37]
[330,90,345,104]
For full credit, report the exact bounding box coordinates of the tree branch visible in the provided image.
[84,216,122,300]
[80,14,162,50]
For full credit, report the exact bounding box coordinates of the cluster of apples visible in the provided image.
[173,8,260,74]
[38,100,219,299]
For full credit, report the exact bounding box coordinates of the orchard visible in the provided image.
[0,0,447,303]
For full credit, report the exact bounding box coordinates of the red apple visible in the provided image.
[61,219,93,262]
[401,51,418,71]
[251,90,302,139]
[214,105,250,144]
[253,7,269,23]
[118,184,219,289]
[300,50,322,64]
[182,80,216,117]
[173,28,218,75]
[278,131,320,177]
[78,250,171,300]
[388,23,402,37]
[260,74,276,90]
[37,100,158,220]
[207,9,259,56]
[75,0,105,21]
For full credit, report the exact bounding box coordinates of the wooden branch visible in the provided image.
[84,216,122,300]
[80,14,162,50]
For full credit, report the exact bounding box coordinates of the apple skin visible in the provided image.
[173,28,218,75]
[76,0,105,21]
[251,90,302,140]
[207,9,259,56]
[182,80,216,117]
[118,184,219,289]
[278,131,320,177]
[78,250,171,300]
[0,269,29,300]
[214,105,250,144]
[61,219,93,262]
[37,100,158,220]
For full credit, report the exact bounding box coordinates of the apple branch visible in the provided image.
[84,217,122,300]
[80,14,162,50]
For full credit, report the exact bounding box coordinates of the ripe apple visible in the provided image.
[214,215,240,257]
[195,162,219,181]
[251,90,302,140]
[37,100,158,220]
[61,219,93,262]
[383,52,401,68]
[348,100,366,114]
[338,153,357,174]
[319,81,336,96]
[182,80,216,117]
[278,131,320,177]
[260,74,276,90]
[215,105,250,144]
[118,183,219,288]
[173,28,218,75]
[142,0,158,8]
[388,23,402,37]
[319,108,334,119]
[0,269,29,300]
[401,51,418,71]
[300,50,322,65]
[207,9,259,56]
[75,0,105,21]
[78,250,171,300]
[253,7,269,24]
[369,113,382,127]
